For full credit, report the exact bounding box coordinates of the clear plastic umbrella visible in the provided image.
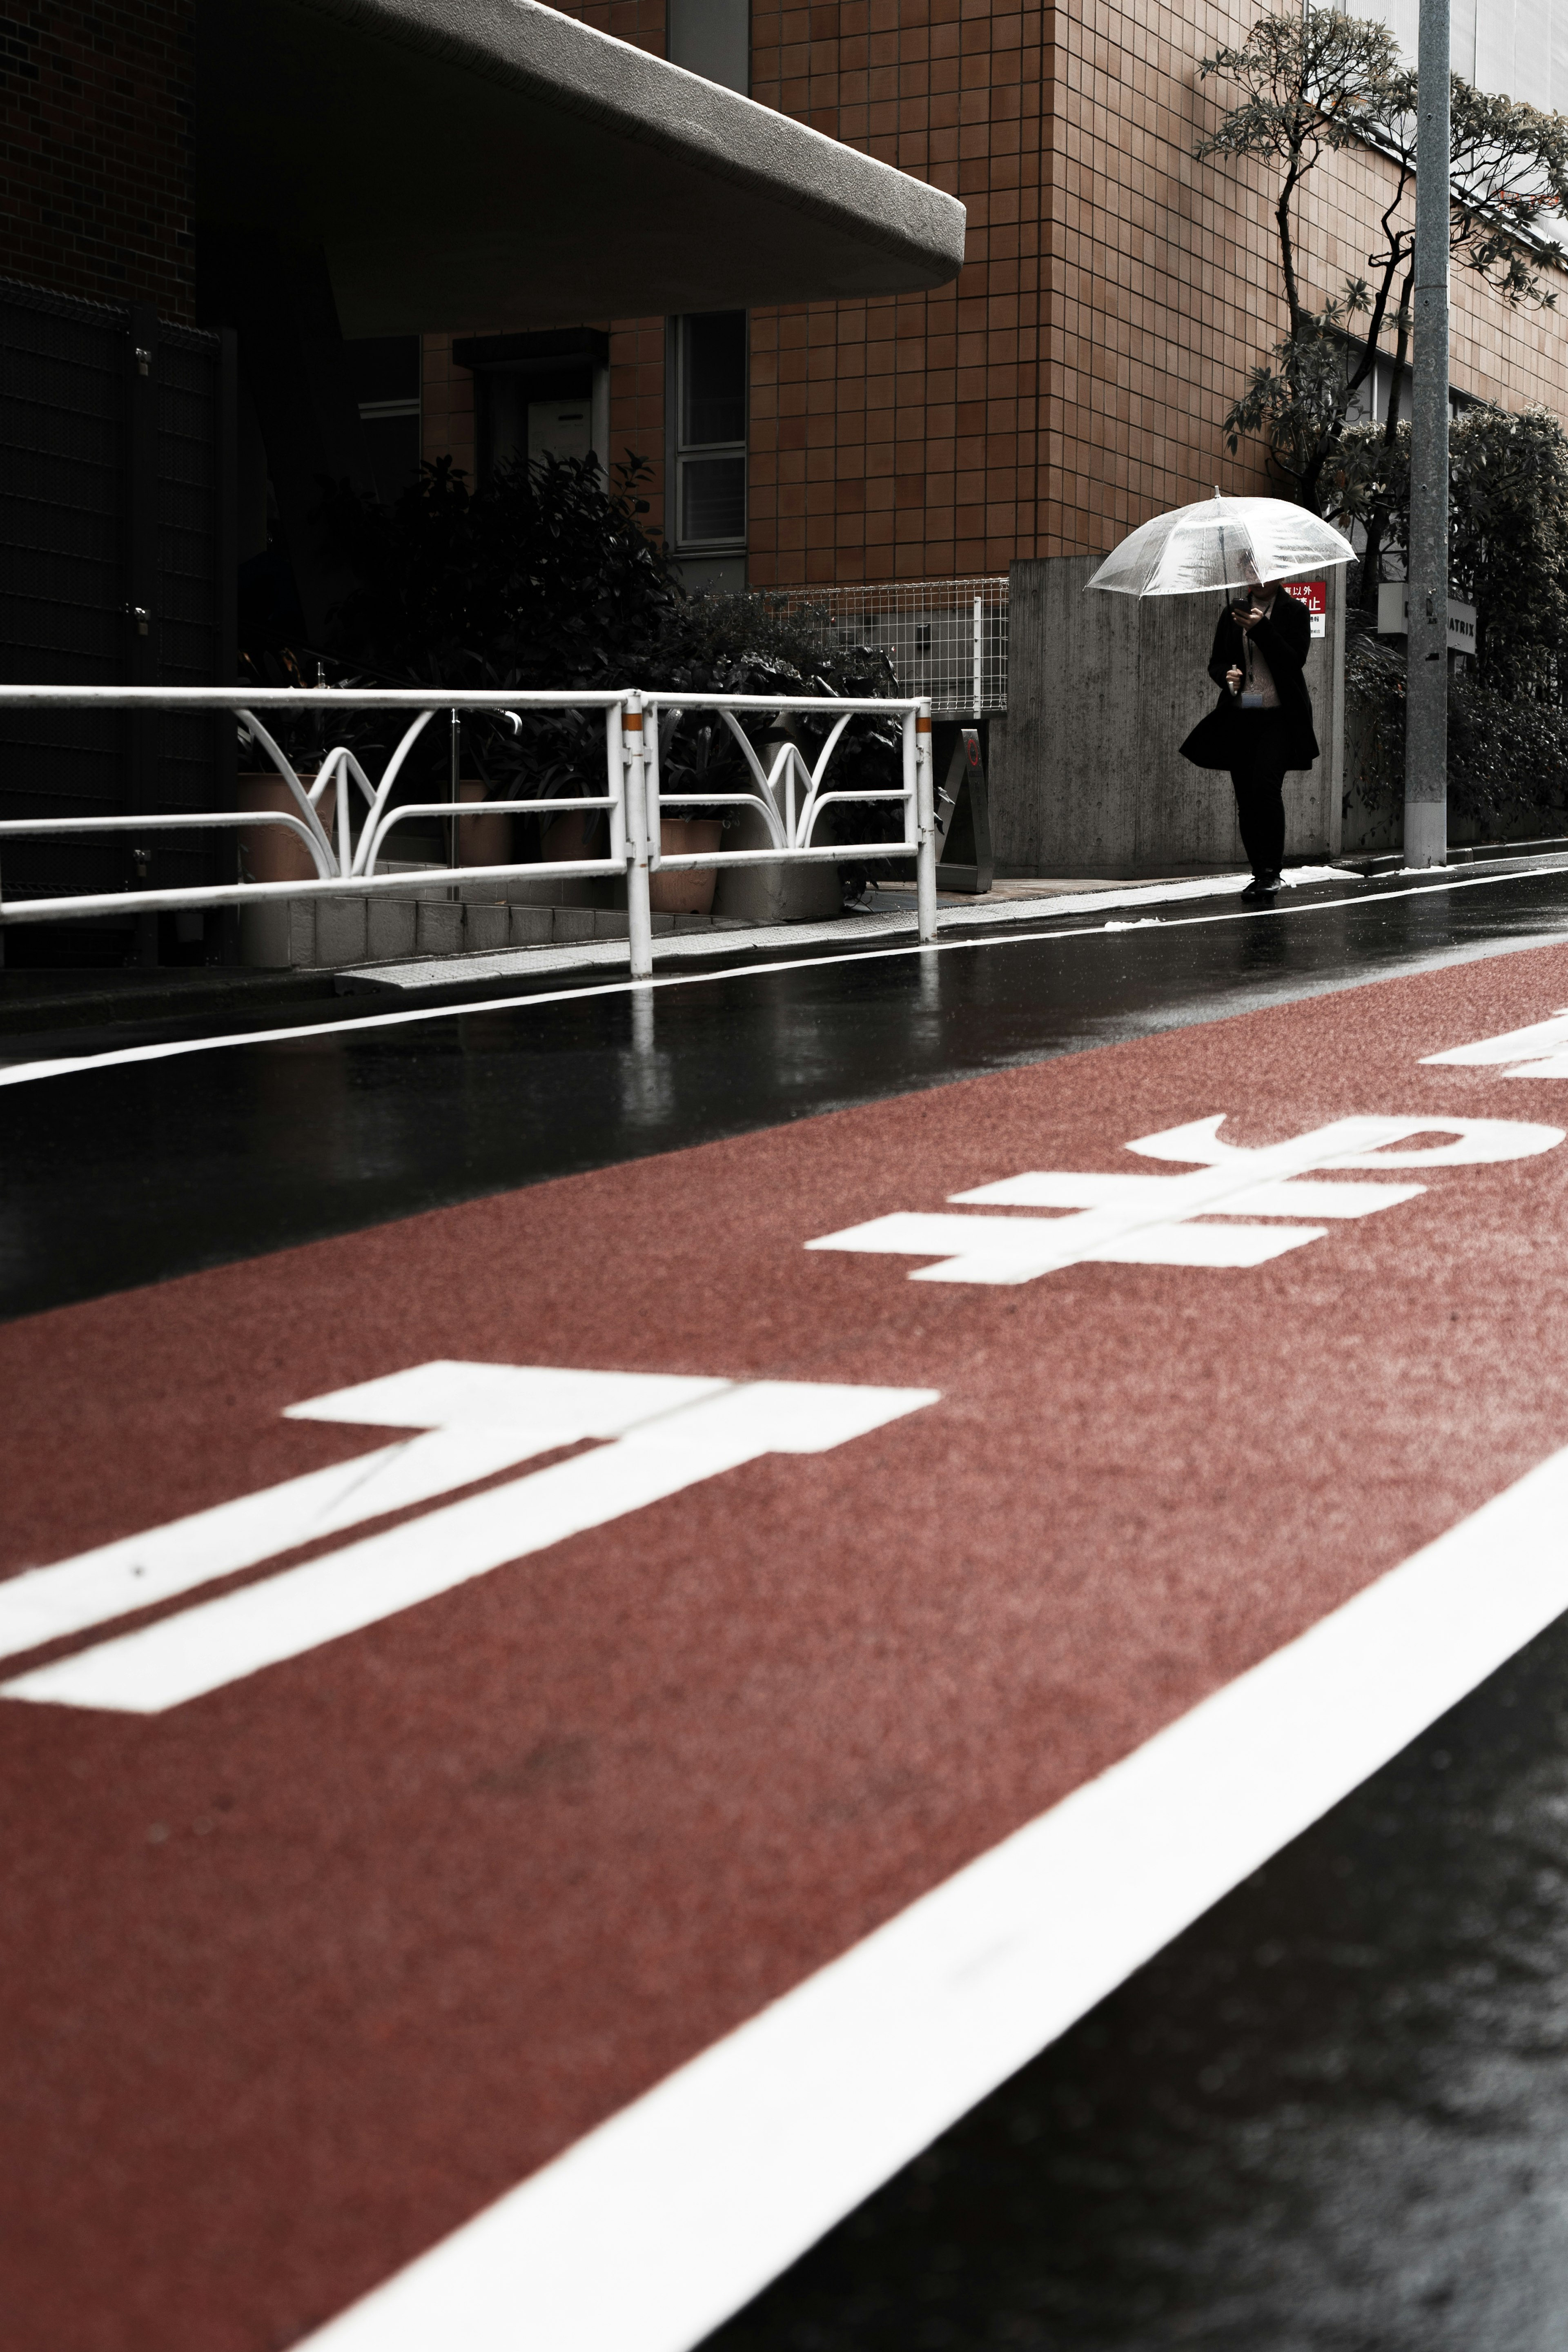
[1085,490,1355,597]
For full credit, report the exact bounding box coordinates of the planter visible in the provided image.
[237,771,333,969]
[456,780,513,869]
[236,771,332,885]
[507,806,614,910]
[709,802,840,925]
[650,817,722,914]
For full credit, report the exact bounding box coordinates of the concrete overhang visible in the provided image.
[197,0,968,335]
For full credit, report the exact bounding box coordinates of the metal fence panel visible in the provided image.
[776,575,1009,719]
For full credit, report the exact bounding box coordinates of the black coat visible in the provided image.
[1179,590,1319,772]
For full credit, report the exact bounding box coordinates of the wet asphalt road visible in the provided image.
[5,862,1568,1322]
[10,860,1568,2348]
[704,1614,1568,2352]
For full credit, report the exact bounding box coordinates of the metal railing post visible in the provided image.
[448,706,461,871]
[914,702,937,943]
[622,692,654,982]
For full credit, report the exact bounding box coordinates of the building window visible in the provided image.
[674,311,747,552]
[345,336,421,503]
[452,330,609,482]
[666,0,749,93]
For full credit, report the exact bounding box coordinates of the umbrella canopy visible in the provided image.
[1086,491,1355,598]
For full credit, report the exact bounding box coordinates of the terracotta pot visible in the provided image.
[456,780,513,868]
[237,771,334,884]
[649,817,722,914]
[540,809,600,863]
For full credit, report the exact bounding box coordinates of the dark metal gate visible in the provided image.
[0,276,235,964]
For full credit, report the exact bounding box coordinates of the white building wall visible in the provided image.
[1374,0,1564,102]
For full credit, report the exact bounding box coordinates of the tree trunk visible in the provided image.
[1359,267,1417,614]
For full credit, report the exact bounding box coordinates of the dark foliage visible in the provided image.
[310,454,904,834]
[1348,618,1568,834]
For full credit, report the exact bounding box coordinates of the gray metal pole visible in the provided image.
[914,706,938,942]
[1403,0,1451,868]
[623,693,655,982]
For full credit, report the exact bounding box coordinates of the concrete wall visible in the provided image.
[989,559,1345,878]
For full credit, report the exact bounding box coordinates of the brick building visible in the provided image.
[405,0,1568,877]
[420,0,1568,587]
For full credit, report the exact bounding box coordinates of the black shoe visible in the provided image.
[1239,873,1277,904]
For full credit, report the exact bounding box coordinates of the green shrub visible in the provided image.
[311,456,904,831]
[1347,617,1568,834]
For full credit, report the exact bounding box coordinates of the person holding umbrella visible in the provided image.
[1085,492,1353,906]
[1187,577,1317,903]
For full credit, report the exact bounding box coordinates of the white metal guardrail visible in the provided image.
[0,685,935,981]
[776,577,1009,719]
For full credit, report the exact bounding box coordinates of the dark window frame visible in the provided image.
[669,310,748,555]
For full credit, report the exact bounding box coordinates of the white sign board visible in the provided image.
[1376,584,1478,652]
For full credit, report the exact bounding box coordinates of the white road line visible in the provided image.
[1422,1005,1568,1077]
[2,863,1566,1091]
[0,1364,731,1661]
[297,1437,1568,2352]
[0,1379,936,1714]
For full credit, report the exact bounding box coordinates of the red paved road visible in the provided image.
[7,942,1568,2349]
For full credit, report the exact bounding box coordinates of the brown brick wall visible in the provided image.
[1031,0,1568,566]
[0,0,195,321]
[750,0,1568,583]
[749,0,1037,584]
[417,0,1568,586]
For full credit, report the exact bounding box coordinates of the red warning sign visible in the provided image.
[1285,579,1327,637]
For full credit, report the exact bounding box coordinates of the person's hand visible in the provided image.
[1225,665,1244,690]
[1235,603,1264,633]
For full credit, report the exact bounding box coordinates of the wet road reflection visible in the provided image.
[5,869,1568,1321]
[705,1616,1568,2352]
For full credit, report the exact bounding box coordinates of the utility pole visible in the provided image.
[1403,0,1451,868]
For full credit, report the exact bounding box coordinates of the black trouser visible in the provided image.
[1229,712,1289,880]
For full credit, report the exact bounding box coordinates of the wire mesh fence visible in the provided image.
[777,576,1009,719]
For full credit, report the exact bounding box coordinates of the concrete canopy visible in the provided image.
[196,0,967,336]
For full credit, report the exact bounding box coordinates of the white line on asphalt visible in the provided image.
[0,1377,936,1712]
[1,863,1566,1092]
[296,1437,1568,2352]
[0,1363,732,1662]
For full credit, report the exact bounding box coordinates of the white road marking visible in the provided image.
[1424,1004,1568,1076]
[0,1364,727,1662]
[294,1435,1568,2352]
[963,1169,1424,1218]
[809,1207,1326,1280]
[0,1371,937,1713]
[806,1112,1561,1283]
[2,860,1565,1091]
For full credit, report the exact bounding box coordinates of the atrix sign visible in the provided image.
[1376,582,1478,653]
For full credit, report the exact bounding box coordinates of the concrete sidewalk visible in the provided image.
[334,867,1340,994]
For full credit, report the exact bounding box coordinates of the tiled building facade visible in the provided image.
[422,0,1568,588]
[0,0,195,321]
